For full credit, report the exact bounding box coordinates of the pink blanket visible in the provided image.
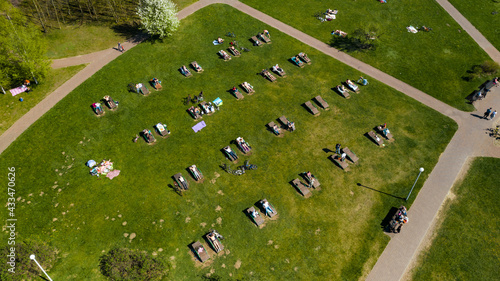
[10,85,28,96]
[106,170,120,180]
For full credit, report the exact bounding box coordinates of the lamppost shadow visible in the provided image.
[356,183,404,200]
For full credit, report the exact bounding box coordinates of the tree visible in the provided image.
[330,26,380,52]
[136,0,179,38]
[0,239,58,280]
[0,0,51,89]
[99,248,169,280]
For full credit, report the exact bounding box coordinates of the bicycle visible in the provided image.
[239,160,257,171]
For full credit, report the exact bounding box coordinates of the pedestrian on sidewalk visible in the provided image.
[117,42,124,52]
[490,110,497,120]
[483,107,492,119]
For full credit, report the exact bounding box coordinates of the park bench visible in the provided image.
[141,129,156,144]
[292,178,312,198]
[376,125,394,141]
[191,241,209,262]
[260,199,277,218]
[218,50,231,61]
[103,96,118,110]
[228,46,241,57]
[187,107,202,120]
[236,137,252,154]
[199,101,214,115]
[173,173,189,190]
[261,69,277,82]
[240,82,255,94]
[291,56,304,68]
[267,121,280,136]
[205,231,224,253]
[190,61,203,72]
[304,101,320,116]
[154,123,170,137]
[258,33,271,43]
[251,36,263,46]
[180,66,192,77]
[298,52,311,64]
[149,79,162,91]
[188,165,203,181]
[230,87,244,100]
[329,154,349,170]
[342,147,358,163]
[223,146,238,162]
[246,206,265,227]
[92,103,105,116]
[314,95,329,110]
[302,172,321,189]
[336,85,350,99]
[368,131,384,146]
[271,65,286,77]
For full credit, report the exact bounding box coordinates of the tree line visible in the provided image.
[18,0,140,32]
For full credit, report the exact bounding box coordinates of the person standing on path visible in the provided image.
[490,110,497,120]
[483,107,492,119]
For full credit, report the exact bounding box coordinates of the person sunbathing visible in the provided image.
[253,39,261,46]
[287,121,295,131]
[237,137,250,152]
[208,233,221,251]
[193,62,202,71]
[262,201,274,215]
[242,82,253,89]
[272,124,280,135]
[299,52,309,60]
[294,56,302,63]
[232,86,239,93]
[346,79,358,91]
[217,37,224,44]
[383,128,390,136]
[224,147,238,159]
[337,85,347,94]
[251,209,259,218]
[181,65,189,75]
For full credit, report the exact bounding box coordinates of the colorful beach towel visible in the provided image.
[10,85,28,96]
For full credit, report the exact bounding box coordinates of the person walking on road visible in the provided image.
[490,110,497,120]
[483,107,492,119]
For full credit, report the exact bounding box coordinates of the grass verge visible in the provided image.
[410,157,500,281]
[0,5,457,280]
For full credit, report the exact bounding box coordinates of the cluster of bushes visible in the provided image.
[99,248,169,280]
[464,61,500,81]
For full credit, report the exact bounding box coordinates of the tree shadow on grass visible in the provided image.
[357,183,404,199]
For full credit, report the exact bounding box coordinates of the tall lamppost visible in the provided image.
[29,254,53,281]
[406,167,424,201]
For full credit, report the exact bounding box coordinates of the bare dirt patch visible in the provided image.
[234,260,241,269]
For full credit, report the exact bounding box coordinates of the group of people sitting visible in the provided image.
[272,124,281,135]
[380,123,390,136]
[335,144,347,161]
[200,102,216,114]
[236,137,251,153]
[287,120,295,132]
[188,106,202,119]
[389,206,409,233]
[325,9,338,20]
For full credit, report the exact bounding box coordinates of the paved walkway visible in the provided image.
[1,0,499,280]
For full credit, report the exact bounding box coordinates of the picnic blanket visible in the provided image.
[192,121,206,133]
[213,40,222,45]
[10,85,28,96]
[213,97,223,106]
[106,170,120,180]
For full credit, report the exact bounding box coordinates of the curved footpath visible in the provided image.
[1,0,499,280]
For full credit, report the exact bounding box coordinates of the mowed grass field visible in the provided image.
[0,5,457,280]
[410,157,500,281]
[448,0,500,51]
[240,0,493,111]
[0,64,86,135]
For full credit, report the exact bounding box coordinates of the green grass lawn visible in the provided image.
[410,157,500,281]
[44,0,198,59]
[0,5,457,280]
[240,0,493,111]
[448,0,500,51]
[0,64,86,135]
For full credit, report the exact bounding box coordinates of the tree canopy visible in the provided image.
[136,0,180,38]
[0,0,51,89]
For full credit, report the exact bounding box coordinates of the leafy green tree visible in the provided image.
[99,248,169,280]
[0,0,51,89]
[0,239,58,280]
[136,0,180,38]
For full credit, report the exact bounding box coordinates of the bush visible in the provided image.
[464,61,499,81]
[0,239,58,281]
[99,248,169,280]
